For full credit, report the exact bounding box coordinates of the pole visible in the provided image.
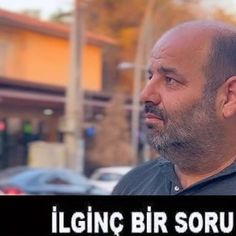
[131,0,156,162]
[64,0,87,172]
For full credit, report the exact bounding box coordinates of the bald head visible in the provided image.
[165,20,236,36]
[153,20,236,97]
[158,20,236,47]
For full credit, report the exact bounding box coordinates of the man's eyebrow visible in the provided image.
[146,66,186,81]
[158,66,186,80]
[158,66,178,75]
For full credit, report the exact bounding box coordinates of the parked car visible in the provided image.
[0,166,109,195]
[89,166,133,193]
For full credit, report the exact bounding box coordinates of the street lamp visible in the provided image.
[117,61,146,162]
[117,62,138,70]
[64,0,90,173]
[128,0,156,161]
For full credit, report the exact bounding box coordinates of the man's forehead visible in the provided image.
[151,20,236,54]
[152,26,212,57]
[149,25,214,70]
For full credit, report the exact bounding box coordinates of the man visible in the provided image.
[113,20,236,195]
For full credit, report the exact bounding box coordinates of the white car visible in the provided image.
[89,166,133,193]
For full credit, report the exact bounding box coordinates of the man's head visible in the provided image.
[141,20,236,173]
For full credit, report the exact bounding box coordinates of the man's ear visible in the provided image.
[222,76,236,118]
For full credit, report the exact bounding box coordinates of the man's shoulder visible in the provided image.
[125,157,170,177]
[112,157,171,195]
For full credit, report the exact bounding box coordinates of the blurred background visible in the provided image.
[0,0,235,194]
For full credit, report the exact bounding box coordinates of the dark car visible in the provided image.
[0,166,109,195]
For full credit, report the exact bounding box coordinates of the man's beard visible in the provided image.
[144,96,225,173]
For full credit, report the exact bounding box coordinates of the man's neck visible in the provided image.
[174,156,236,189]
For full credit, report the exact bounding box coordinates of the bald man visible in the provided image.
[113,20,236,195]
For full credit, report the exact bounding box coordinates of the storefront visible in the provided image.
[0,77,64,168]
[0,77,121,169]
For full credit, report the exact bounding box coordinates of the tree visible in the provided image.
[89,93,135,167]
[21,9,41,19]
[50,9,71,24]
[47,0,206,93]
[213,8,236,25]
[86,0,201,93]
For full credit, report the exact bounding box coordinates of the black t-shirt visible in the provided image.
[112,157,236,195]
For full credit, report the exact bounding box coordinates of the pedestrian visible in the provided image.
[113,20,236,195]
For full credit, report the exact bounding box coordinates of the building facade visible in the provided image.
[0,9,117,168]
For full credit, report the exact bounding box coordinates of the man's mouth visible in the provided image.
[144,113,164,124]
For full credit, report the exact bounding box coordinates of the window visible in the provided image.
[46,177,70,185]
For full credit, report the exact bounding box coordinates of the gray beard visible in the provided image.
[146,100,225,173]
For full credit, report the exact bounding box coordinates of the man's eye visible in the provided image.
[147,73,153,80]
[165,76,177,85]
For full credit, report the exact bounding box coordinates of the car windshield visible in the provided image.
[98,173,123,181]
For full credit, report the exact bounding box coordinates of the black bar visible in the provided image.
[0,196,235,236]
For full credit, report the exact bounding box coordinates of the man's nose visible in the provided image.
[140,80,161,105]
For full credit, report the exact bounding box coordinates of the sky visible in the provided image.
[0,0,235,19]
[203,0,236,14]
[0,0,74,19]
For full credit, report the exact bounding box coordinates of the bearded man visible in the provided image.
[112,20,236,195]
